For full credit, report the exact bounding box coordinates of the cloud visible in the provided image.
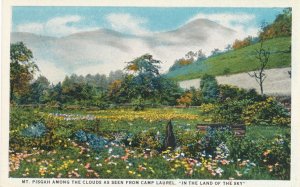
[188,13,259,39]
[16,23,44,34]
[105,13,149,35]
[16,15,99,37]
[36,60,67,84]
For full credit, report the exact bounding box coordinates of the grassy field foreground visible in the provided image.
[9,107,290,180]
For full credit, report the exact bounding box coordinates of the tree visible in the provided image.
[10,42,39,102]
[196,49,207,61]
[124,54,161,102]
[224,44,232,51]
[200,74,219,102]
[248,41,270,95]
[232,36,252,50]
[210,48,221,56]
[155,77,183,105]
[49,82,63,103]
[61,74,93,103]
[168,58,193,72]
[28,75,50,104]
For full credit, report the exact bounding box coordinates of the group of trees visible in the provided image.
[169,50,206,72]
[176,74,220,107]
[168,46,233,73]
[232,36,258,50]
[10,43,183,108]
[107,54,183,108]
[232,8,291,51]
[259,8,291,40]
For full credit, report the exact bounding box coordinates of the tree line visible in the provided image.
[10,44,183,109]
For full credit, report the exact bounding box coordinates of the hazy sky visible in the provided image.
[12,7,284,37]
[11,7,285,83]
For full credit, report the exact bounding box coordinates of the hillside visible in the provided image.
[165,37,291,81]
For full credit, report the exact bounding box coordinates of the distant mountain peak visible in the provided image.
[11,18,238,83]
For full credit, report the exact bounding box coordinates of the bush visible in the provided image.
[214,99,253,124]
[176,92,192,107]
[74,130,87,142]
[136,128,164,151]
[242,97,290,126]
[21,122,47,138]
[132,97,145,111]
[227,136,266,162]
[218,85,263,102]
[198,126,233,158]
[74,130,108,152]
[199,103,218,114]
[261,134,290,179]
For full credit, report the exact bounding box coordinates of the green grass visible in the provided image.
[246,125,290,139]
[9,107,290,179]
[165,37,291,81]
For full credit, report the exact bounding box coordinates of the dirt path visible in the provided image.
[178,67,291,95]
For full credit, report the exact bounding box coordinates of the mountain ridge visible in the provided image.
[11,18,239,83]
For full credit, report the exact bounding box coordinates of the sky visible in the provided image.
[12,7,284,37]
[11,7,285,83]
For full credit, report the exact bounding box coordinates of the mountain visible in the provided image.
[11,18,238,83]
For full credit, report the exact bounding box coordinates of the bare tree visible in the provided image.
[248,41,270,95]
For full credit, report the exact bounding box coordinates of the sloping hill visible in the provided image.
[165,37,291,81]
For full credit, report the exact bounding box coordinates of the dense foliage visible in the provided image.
[10,42,39,102]
[10,51,183,108]
[259,8,291,40]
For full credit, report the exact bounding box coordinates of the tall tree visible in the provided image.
[124,54,161,101]
[10,42,39,103]
[248,41,270,95]
[200,74,219,102]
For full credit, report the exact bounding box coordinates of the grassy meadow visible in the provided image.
[166,37,291,81]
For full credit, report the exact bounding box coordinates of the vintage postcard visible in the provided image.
[1,0,300,187]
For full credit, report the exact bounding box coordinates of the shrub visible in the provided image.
[74,130,108,152]
[74,130,87,142]
[199,103,218,114]
[132,97,145,111]
[242,97,290,126]
[214,99,253,124]
[218,85,263,102]
[137,128,164,151]
[261,134,290,179]
[87,133,108,151]
[227,136,266,162]
[197,126,233,158]
[176,92,192,107]
[21,122,47,138]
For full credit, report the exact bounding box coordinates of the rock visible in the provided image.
[163,120,176,150]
